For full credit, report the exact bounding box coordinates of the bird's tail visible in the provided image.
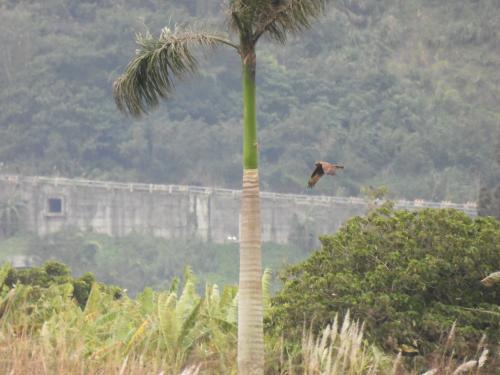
[335,164,344,169]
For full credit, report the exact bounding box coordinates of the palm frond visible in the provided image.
[262,268,272,310]
[226,0,258,35]
[253,0,327,43]
[0,263,11,287]
[481,271,500,287]
[113,27,237,117]
[226,0,245,32]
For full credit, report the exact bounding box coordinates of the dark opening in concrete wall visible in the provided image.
[48,198,63,214]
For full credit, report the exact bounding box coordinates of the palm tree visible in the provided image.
[113,1,330,373]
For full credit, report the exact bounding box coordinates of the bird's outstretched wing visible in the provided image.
[308,163,324,188]
[322,162,344,176]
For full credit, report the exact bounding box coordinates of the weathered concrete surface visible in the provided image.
[0,175,477,245]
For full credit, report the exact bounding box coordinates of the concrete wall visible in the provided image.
[0,175,477,245]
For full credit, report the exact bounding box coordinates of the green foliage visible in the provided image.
[1,261,120,309]
[72,272,96,308]
[269,206,500,358]
[0,230,308,295]
[0,259,495,373]
[114,27,234,117]
[0,267,239,374]
[0,0,498,200]
[228,0,327,43]
[43,261,71,278]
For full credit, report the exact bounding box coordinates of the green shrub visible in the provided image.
[0,261,120,308]
[72,272,96,308]
[0,265,239,374]
[44,261,71,278]
[17,230,307,295]
[269,205,500,358]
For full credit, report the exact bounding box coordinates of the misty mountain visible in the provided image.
[0,0,499,201]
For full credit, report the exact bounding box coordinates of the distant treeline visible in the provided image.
[0,0,499,202]
[0,230,307,295]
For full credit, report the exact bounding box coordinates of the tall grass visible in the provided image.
[269,315,494,375]
[0,269,494,374]
[299,312,389,375]
[414,323,491,375]
[0,269,238,374]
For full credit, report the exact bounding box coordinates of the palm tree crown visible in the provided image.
[113,0,327,116]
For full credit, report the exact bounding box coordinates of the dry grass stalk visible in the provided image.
[299,312,385,375]
[452,360,478,374]
[419,329,490,375]
[178,364,201,375]
[391,351,402,375]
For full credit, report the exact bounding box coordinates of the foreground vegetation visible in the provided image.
[0,207,498,373]
[0,262,494,374]
[271,206,500,364]
[0,264,239,374]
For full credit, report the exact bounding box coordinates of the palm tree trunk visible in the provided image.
[238,44,264,375]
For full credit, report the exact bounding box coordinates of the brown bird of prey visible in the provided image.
[308,161,344,188]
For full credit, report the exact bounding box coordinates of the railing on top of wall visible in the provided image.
[0,174,478,215]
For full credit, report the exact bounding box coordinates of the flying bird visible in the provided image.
[308,161,344,188]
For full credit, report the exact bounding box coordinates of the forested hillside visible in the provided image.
[1,0,499,201]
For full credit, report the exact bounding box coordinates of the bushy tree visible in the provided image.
[2,261,121,309]
[269,205,500,358]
